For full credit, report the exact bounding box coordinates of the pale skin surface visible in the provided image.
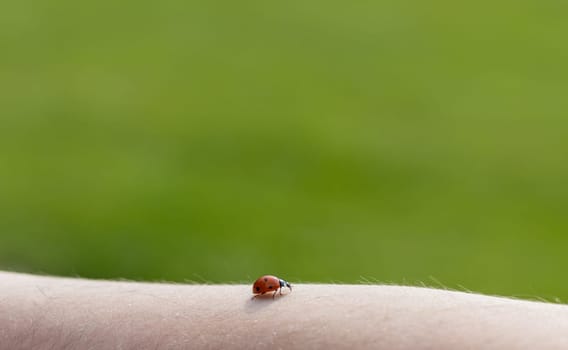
[1,272,568,349]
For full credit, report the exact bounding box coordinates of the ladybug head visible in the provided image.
[279,279,292,291]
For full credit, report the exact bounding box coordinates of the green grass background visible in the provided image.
[1,0,568,300]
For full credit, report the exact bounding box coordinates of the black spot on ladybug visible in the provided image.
[268,285,273,289]
[256,286,260,291]
[264,278,268,282]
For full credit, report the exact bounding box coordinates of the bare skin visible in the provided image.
[1,271,568,349]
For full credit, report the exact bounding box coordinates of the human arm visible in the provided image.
[1,271,567,349]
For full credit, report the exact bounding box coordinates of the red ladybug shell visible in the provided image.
[253,275,281,294]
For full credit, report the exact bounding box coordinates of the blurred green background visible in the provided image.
[1,0,568,300]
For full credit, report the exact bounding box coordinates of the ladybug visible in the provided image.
[252,275,292,299]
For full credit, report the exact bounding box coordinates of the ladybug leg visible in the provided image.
[252,291,266,300]
[273,288,279,299]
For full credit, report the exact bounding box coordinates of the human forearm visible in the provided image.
[1,272,568,349]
